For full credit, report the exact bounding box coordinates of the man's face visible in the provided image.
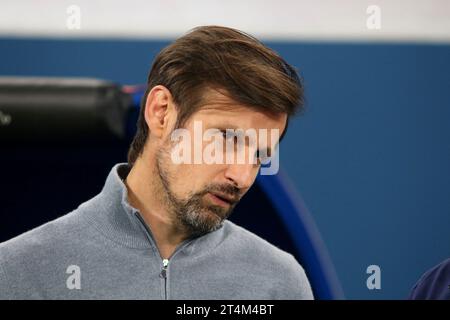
[155,92,287,237]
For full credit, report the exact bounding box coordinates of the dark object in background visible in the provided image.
[0,77,131,143]
[408,258,450,300]
[0,76,133,243]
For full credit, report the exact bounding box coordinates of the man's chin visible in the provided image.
[202,195,235,218]
[183,208,226,237]
[201,207,226,227]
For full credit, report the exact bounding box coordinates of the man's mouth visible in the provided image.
[207,192,237,207]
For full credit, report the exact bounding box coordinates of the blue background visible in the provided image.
[1,38,449,299]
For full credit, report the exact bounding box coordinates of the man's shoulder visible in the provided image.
[0,191,105,258]
[223,220,295,262]
[220,220,314,299]
[0,208,84,258]
[0,207,89,299]
[222,221,309,274]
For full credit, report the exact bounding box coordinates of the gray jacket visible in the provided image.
[0,163,313,299]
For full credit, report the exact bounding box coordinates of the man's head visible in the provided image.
[127,26,304,237]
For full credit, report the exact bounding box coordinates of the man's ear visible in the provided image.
[144,85,176,139]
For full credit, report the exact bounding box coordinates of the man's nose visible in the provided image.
[224,163,257,190]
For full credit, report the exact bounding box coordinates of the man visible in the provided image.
[0,26,313,299]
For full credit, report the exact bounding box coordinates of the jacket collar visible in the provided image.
[82,163,228,254]
[83,162,151,249]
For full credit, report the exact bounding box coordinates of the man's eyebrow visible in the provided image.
[209,124,278,156]
[214,124,238,130]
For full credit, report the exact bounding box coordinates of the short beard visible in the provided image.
[155,145,240,238]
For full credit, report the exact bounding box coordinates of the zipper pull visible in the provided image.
[160,259,169,279]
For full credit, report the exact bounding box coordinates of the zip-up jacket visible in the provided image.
[0,163,314,299]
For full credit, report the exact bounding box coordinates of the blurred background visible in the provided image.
[0,0,449,299]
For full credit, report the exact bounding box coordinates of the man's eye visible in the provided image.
[220,130,237,142]
[220,130,228,139]
[255,150,262,165]
[255,150,271,165]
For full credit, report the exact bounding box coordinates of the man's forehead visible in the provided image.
[195,106,287,133]
[179,87,288,137]
[195,88,262,114]
[197,91,285,120]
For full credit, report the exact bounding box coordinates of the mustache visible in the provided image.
[201,184,242,204]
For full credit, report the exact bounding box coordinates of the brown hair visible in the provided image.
[127,25,304,166]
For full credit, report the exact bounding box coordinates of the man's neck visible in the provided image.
[124,158,188,259]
